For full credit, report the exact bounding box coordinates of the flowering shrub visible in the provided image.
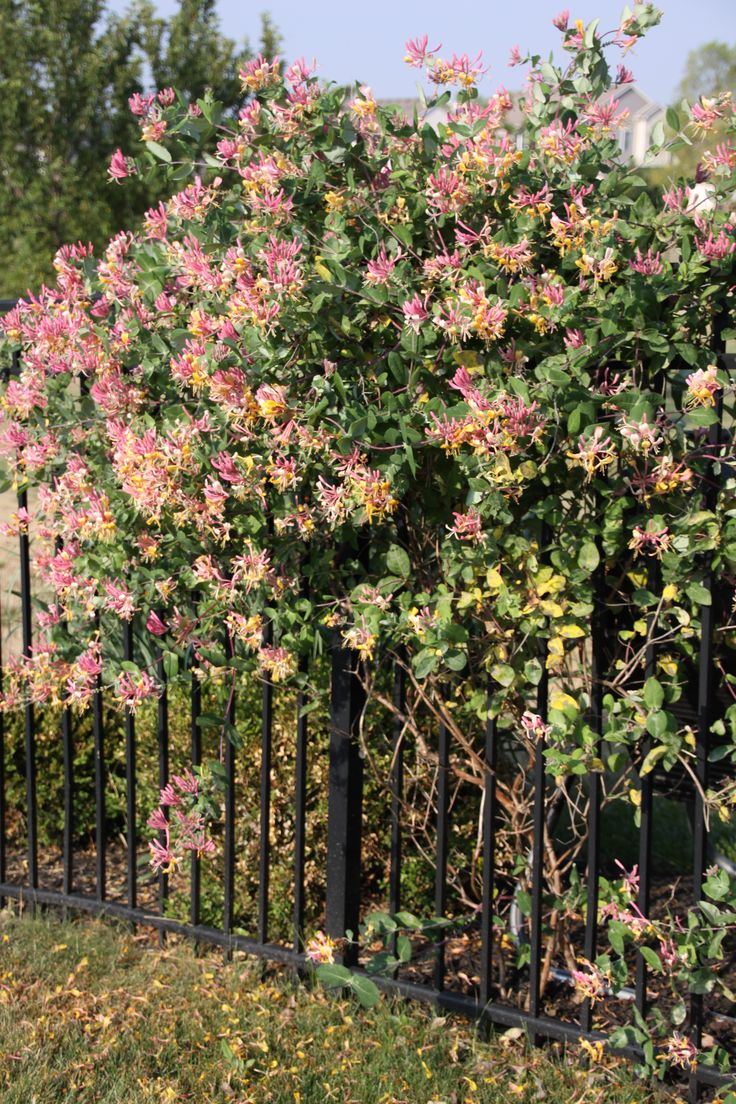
[2,0,736,1076]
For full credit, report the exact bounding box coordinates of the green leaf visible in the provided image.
[349,975,380,1009]
[665,106,680,132]
[196,712,224,729]
[145,140,172,163]
[444,649,467,671]
[643,677,664,711]
[386,545,410,578]
[640,744,668,775]
[687,407,718,427]
[387,351,406,384]
[394,911,422,929]
[396,934,412,963]
[645,711,668,739]
[578,541,600,573]
[412,649,438,679]
[162,651,178,680]
[687,582,712,607]
[609,921,628,956]
[490,663,515,688]
[650,120,665,147]
[583,17,600,47]
[316,963,352,988]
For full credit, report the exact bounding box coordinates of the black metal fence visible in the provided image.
[0,296,734,1100]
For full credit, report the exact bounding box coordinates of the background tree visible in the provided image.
[676,39,736,103]
[646,40,736,189]
[0,0,280,296]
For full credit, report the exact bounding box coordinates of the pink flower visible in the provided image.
[365,245,403,286]
[614,860,640,898]
[449,366,490,410]
[147,807,168,831]
[619,414,661,453]
[149,836,178,873]
[448,508,484,541]
[239,54,281,92]
[508,45,522,67]
[402,293,429,332]
[255,383,288,421]
[258,645,295,682]
[571,958,608,1003]
[628,524,672,558]
[685,364,720,408]
[159,782,181,807]
[521,712,551,739]
[630,247,663,275]
[146,610,167,637]
[108,149,134,181]
[115,670,158,712]
[172,769,199,795]
[552,9,569,30]
[305,930,337,965]
[104,580,136,620]
[128,93,155,117]
[567,427,616,480]
[665,1032,698,1071]
[695,228,736,261]
[662,186,687,212]
[403,34,442,69]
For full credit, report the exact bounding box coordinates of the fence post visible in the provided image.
[325,640,366,965]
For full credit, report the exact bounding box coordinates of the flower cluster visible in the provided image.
[1,7,736,1077]
[147,769,217,873]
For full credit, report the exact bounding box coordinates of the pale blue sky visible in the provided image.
[108,0,736,105]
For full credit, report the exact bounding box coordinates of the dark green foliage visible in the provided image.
[0,0,280,295]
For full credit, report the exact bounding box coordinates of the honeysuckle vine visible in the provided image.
[2,2,736,1077]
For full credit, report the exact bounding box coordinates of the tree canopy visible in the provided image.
[676,39,736,103]
[0,0,280,295]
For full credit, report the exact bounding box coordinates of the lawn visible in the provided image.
[0,909,678,1104]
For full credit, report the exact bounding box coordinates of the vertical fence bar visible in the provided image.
[18,480,38,890]
[62,706,74,897]
[528,663,549,1024]
[0,603,5,905]
[123,621,136,910]
[93,612,106,901]
[529,524,550,1027]
[223,630,236,947]
[190,647,202,929]
[635,559,660,1017]
[433,709,450,992]
[258,619,273,946]
[0,326,10,905]
[581,550,605,1034]
[157,645,169,925]
[325,640,365,966]
[480,706,498,1008]
[689,336,726,1104]
[293,653,309,953]
[389,657,405,941]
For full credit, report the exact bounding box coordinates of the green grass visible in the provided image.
[0,910,681,1104]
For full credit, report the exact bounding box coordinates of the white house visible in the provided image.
[607,85,671,167]
[379,85,671,169]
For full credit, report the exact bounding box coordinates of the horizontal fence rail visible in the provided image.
[0,299,734,1099]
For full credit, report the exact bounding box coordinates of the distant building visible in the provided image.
[378,84,670,169]
[608,85,671,167]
